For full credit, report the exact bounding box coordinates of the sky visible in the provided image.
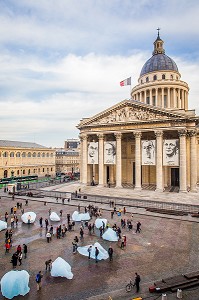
[0,0,199,148]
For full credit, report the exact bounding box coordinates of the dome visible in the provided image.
[140,54,178,77]
[140,32,179,77]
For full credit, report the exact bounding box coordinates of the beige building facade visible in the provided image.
[0,140,55,179]
[77,34,199,193]
[55,148,80,175]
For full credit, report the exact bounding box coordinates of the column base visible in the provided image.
[179,189,187,193]
[155,188,164,192]
[134,186,142,191]
[115,185,123,189]
[190,189,198,193]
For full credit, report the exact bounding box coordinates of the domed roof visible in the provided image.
[140,54,178,77]
[140,32,179,77]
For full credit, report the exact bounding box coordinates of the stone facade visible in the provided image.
[77,34,199,193]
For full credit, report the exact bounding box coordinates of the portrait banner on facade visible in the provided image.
[163,139,179,166]
[104,141,116,164]
[87,142,98,164]
[142,140,156,165]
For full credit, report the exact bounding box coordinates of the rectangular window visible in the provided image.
[146,96,150,104]
[152,96,156,106]
[164,95,167,107]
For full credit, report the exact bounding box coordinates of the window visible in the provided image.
[33,169,36,173]
[28,152,31,157]
[46,153,49,157]
[10,152,14,157]
[28,169,30,174]
[152,96,156,106]
[38,168,40,173]
[51,153,53,157]
[146,96,150,104]
[141,80,143,84]
[17,170,20,175]
[42,153,45,157]
[23,170,25,175]
[3,152,8,157]
[153,75,157,81]
[33,152,36,157]
[146,77,149,82]
[162,74,166,80]
[164,95,167,107]
[51,167,53,171]
[22,152,26,157]
[170,75,173,80]
[16,152,20,157]
[37,152,40,157]
[43,168,45,172]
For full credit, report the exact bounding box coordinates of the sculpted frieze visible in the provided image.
[91,106,169,125]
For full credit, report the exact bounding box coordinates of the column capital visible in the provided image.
[154,130,163,138]
[188,129,197,137]
[178,129,187,137]
[97,133,104,140]
[79,133,88,142]
[133,131,142,139]
[114,132,122,140]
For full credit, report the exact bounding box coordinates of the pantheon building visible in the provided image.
[77,33,199,193]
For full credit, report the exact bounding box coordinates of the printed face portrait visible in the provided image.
[142,140,156,165]
[87,142,98,164]
[163,139,179,166]
[104,141,116,164]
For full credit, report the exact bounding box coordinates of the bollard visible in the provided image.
[177,288,182,299]
[162,294,167,300]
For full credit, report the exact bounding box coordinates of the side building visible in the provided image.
[0,140,55,179]
[77,33,199,193]
[55,148,80,175]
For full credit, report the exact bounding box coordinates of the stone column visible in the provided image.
[149,89,152,105]
[155,88,158,106]
[144,90,146,104]
[173,88,177,108]
[134,131,142,190]
[155,130,163,191]
[115,133,122,188]
[189,130,197,192]
[161,88,164,107]
[167,88,170,108]
[98,133,104,186]
[81,134,88,185]
[179,129,187,192]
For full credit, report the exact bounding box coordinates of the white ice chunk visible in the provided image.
[95,218,107,229]
[50,212,60,222]
[1,270,30,299]
[72,211,90,222]
[77,242,109,260]
[0,220,7,231]
[102,228,119,241]
[21,212,36,224]
[51,257,73,279]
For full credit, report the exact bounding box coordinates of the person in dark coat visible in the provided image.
[134,272,141,292]
[108,246,113,261]
[11,252,18,268]
[23,244,27,258]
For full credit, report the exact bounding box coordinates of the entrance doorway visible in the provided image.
[106,166,110,184]
[171,168,179,186]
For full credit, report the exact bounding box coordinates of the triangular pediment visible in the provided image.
[77,99,195,129]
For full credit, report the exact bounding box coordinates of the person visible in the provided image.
[46,231,51,243]
[36,271,43,291]
[17,245,22,254]
[5,241,10,254]
[60,210,63,217]
[104,142,116,164]
[23,244,27,258]
[88,245,92,259]
[88,142,98,164]
[80,227,84,239]
[142,140,155,163]
[45,259,52,271]
[5,212,8,222]
[39,217,43,228]
[134,272,141,292]
[164,139,179,158]
[18,252,23,265]
[11,252,18,268]
[108,246,113,261]
[136,221,141,233]
[95,246,99,263]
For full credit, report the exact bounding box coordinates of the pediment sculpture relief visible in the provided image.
[91,106,169,125]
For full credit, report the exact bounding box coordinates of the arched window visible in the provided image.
[23,170,25,175]
[51,153,53,157]
[10,152,14,157]
[28,169,30,174]
[38,168,40,173]
[16,152,20,157]
[27,152,31,157]
[17,170,20,175]
[42,153,45,157]
[46,153,49,157]
[37,152,40,157]
[3,152,8,157]
[153,75,157,81]
[33,152,36,157]
[43,168,45,172]
[22,152,26,157]
[170,75,173,80]
[176,76,179,80]
[146,77,149,82]
[162,74,166,80]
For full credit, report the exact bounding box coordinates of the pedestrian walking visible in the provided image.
[36,271,43,291]
[134,272,141,292]
[88,245,92,259]
[46,231,51,243]
[17,245,22,255]
[5,241,10,254]
[45,259,52,271]
[39,217,43,227]
[108,245,113,261]
[23,244,27,258]
[45,218,49,229]
[5,212,8,222]
[18,252,23,265]
[60,210,63,217]
[80,227,84,239]
[11,252,18,268]
[136,221,141,233]
[95,247,99,263]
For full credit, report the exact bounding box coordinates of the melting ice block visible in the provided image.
[21,212,36,224]
[51,257,73,279]
[77,242,108,260]
[1,270,30,299]
[0,220,7,231]
[72,211,90,222]
[95,218,107,229]
[50,212,60,221]
[102,228,119,241]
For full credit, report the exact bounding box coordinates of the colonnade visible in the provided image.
[80,129,197,193]
[132,87,188,110]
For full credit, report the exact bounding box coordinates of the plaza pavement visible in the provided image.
[0,183,199,299]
